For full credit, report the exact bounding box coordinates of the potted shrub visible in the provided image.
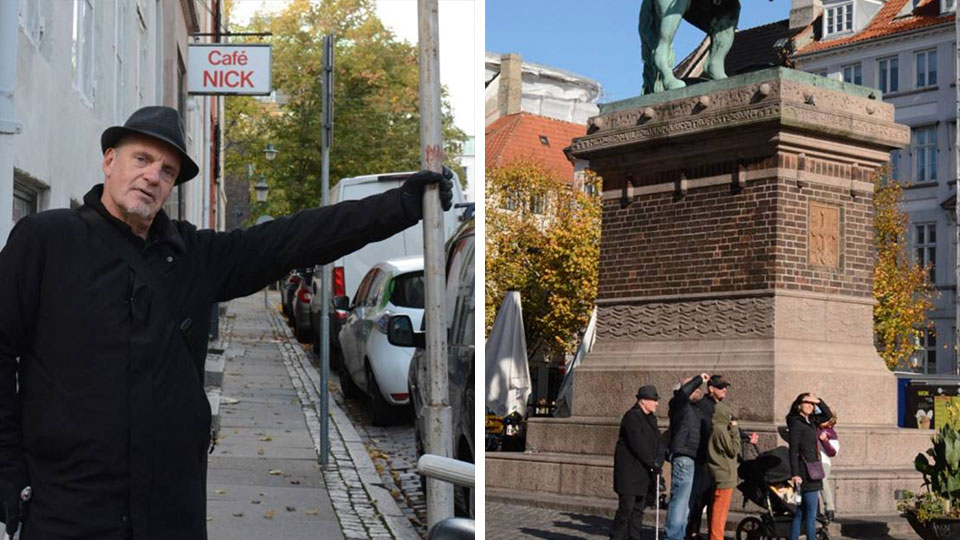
[898,401,960,540]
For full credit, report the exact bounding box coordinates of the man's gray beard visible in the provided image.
[123,201,154,220]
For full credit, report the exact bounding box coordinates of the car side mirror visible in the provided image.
[387,315,425,349]
[332,296,350,310]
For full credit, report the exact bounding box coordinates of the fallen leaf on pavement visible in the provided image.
[257,448,264,455]
[263,510,274,519]
[285,506,296,512]
[268,469,283,475]
[289,479,300,485]
[251,500,261,505]
[305,509,319,515]
[215,489,226,495]
[232,513,244,518]
[259,436,273,441]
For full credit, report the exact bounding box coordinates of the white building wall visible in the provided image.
[797,23,958,374]
[10,0,207,241]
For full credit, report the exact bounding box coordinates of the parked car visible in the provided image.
[310,171,466,363]
[290,267,314,344]
[388,217,475,517]
[338,256,425,426]
[281,268,308,320]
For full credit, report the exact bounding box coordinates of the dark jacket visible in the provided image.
[693,395,718,463]
[0,185,418,539]
[786,400,833,493]
[667,377,702,460]
[613,404,662,496]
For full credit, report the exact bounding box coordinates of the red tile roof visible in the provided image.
[485,113,587,182]
[795,0,954,56]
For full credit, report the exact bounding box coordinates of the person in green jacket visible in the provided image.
[706,401,741,540]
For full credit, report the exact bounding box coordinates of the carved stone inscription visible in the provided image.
[809,202,840,268]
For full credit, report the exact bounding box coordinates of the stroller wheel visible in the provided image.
[815,529,830,540]
[736,517,765,540]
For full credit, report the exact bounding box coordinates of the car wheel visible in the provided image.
[366,363,394,427]
[339,365,361,399]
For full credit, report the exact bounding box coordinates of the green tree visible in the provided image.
[485,160,602,360]
[224,0,466,219]
[873,169,936,370]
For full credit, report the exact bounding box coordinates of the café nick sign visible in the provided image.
[187,44,272,95]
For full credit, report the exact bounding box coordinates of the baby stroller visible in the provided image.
[735,446,830,540]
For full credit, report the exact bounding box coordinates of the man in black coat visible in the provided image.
[611,385,663,540]
[0,106,455,539]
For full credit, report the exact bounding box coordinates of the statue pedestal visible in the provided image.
[487,68,929,517]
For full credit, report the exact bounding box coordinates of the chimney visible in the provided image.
[498,53,523,117]
[790,0,824,33]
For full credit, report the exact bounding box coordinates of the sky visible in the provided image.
[485,0,795,103]
[229,0,477,136]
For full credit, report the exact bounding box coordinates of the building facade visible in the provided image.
[2,0,225,247]
[790,0,957,375]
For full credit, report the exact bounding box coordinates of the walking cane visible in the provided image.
[655,472,661,540]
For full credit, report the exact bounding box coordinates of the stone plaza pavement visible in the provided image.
[204,292,421,540]
[485,500,922,540]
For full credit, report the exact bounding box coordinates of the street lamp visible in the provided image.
[264,142,277,161]
[255,174,268,203]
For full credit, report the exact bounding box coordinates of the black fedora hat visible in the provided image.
[635,385,660,401]
[101,106,200,185]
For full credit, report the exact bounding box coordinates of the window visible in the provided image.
[913,329,937,374]
[19,0,45,45]
[916,223,936,283]
[913,126,937,182]
[72,0,95,102]
[12,183,38,223]
[842,63,861,85]
[352,269,379,308]
[890,150,901,180]
[114,0,127,122]
[824,3,853,35]
[943,0,956,13]
[878,57,898,94]
[529,194,545,214]
[916,49,937,88]
[388,271,425,309]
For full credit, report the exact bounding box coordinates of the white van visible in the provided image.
[309,171,466,359]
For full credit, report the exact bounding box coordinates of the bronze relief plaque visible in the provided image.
[809,202,840,268]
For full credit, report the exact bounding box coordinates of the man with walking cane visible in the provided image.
[611,385,664,540]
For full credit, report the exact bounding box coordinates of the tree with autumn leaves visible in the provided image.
[223,0,466,219]
[873,169,937,370]
[485,160,602,360]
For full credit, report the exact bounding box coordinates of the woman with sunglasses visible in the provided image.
[786,393,833,540]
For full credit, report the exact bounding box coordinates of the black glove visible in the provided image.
[400,167,455,221]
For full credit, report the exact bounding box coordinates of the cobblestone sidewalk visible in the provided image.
[206,293,420,540]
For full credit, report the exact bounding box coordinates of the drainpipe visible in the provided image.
[0,0,21,246]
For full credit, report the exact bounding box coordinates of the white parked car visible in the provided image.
[338,256,424,425]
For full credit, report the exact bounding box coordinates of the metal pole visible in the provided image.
[417,0,453,528]
[0,0,22,248]
[319,34,334,470]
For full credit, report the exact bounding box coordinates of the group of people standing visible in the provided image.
[610,374,839,540]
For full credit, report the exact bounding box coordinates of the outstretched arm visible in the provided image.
[211,171,453,301]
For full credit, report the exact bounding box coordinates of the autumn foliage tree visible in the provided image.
[485,160,602,360]
[224,0,466,219]
[873,169,936,370]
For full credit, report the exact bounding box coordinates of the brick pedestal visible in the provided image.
[488,68,929,517]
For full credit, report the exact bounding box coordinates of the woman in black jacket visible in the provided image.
[786,393,833,540]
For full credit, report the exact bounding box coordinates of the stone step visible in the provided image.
[204,353,225,387]
[486,450,923,515]
[486,487,920,539]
